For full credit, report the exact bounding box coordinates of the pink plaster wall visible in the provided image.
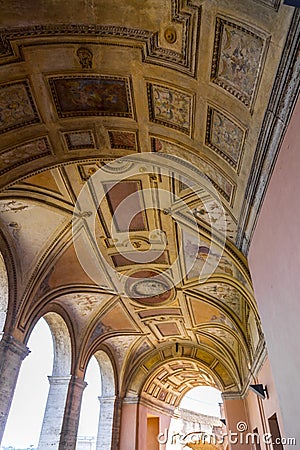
[138,404,147,450]
[120,402,171,450]
[119,403,138,450]
[223,398,251,449]
[245,357,285,449]
[249,95,300,447]
[137,404,171,450]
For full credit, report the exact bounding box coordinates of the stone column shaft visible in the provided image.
[0,334,30,442]
[58,376,87,450]
[96,396,116,450]
[38,375,71,450]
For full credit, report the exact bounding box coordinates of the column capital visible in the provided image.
[0,334,30,360]
[98,395,116,404]
[69,375,88,390]
[47,375,72,385]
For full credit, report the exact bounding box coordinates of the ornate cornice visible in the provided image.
[237,9,300,254]
[0,0,201,77]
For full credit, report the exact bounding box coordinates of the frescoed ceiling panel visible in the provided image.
[0,199,68,281]
[210,16,269,109]
[0,0,295,402]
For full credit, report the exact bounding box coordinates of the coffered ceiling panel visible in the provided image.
[0,0,297,402]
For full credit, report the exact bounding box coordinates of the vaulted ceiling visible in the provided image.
[0,0,297,406]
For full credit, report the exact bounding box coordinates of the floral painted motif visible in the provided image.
[0,200,29,213]
[148,83,192,134]
[105,335,138,368]
[210,313,237,331]
[212,18,266,107]
[206,327,236,351]
[0,81,39,133]
[206,107,245,169]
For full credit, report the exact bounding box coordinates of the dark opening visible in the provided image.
[268,413,283,450]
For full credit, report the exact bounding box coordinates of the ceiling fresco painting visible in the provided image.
[0,0,298,410]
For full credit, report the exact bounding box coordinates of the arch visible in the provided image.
[77,355,101,448]
[124,342,241,402]
[141,358,222,410]
[93,349,116,450]
[43,311,72,376]
[139,363,225,450]
[166,385,223,450]
[36,312,72,450]
[94,349,116,398]
[1,318,52,448]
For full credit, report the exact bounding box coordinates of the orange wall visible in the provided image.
[119,402,171,450]
[147,417,159,450]
[249,94,300,447]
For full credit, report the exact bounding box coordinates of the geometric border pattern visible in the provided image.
[151,136,235,204]
[252,0,280,10]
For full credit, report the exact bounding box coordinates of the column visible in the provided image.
[0,334,30,442]
[38,375,71,450]
[58,376,87,450]
[111,396,122,450]
[96,396,116,450]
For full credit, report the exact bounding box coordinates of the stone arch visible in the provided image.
[140,358,223,410]
[92,349,116,450]
[125,342,240,403]
[94,349,116,397]
[127,355,225,450]
[36,312,72,450]
[43,311,72,376]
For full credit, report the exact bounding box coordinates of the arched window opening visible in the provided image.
[0,252,8,339]
[180,386,222,418]
[1,318,53,448]
[37,312,72,450]
[94,350,116,450]
[43,312,72,377]
[77,356,101,450]
[77,350,116,450]
[166,386,223,450]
